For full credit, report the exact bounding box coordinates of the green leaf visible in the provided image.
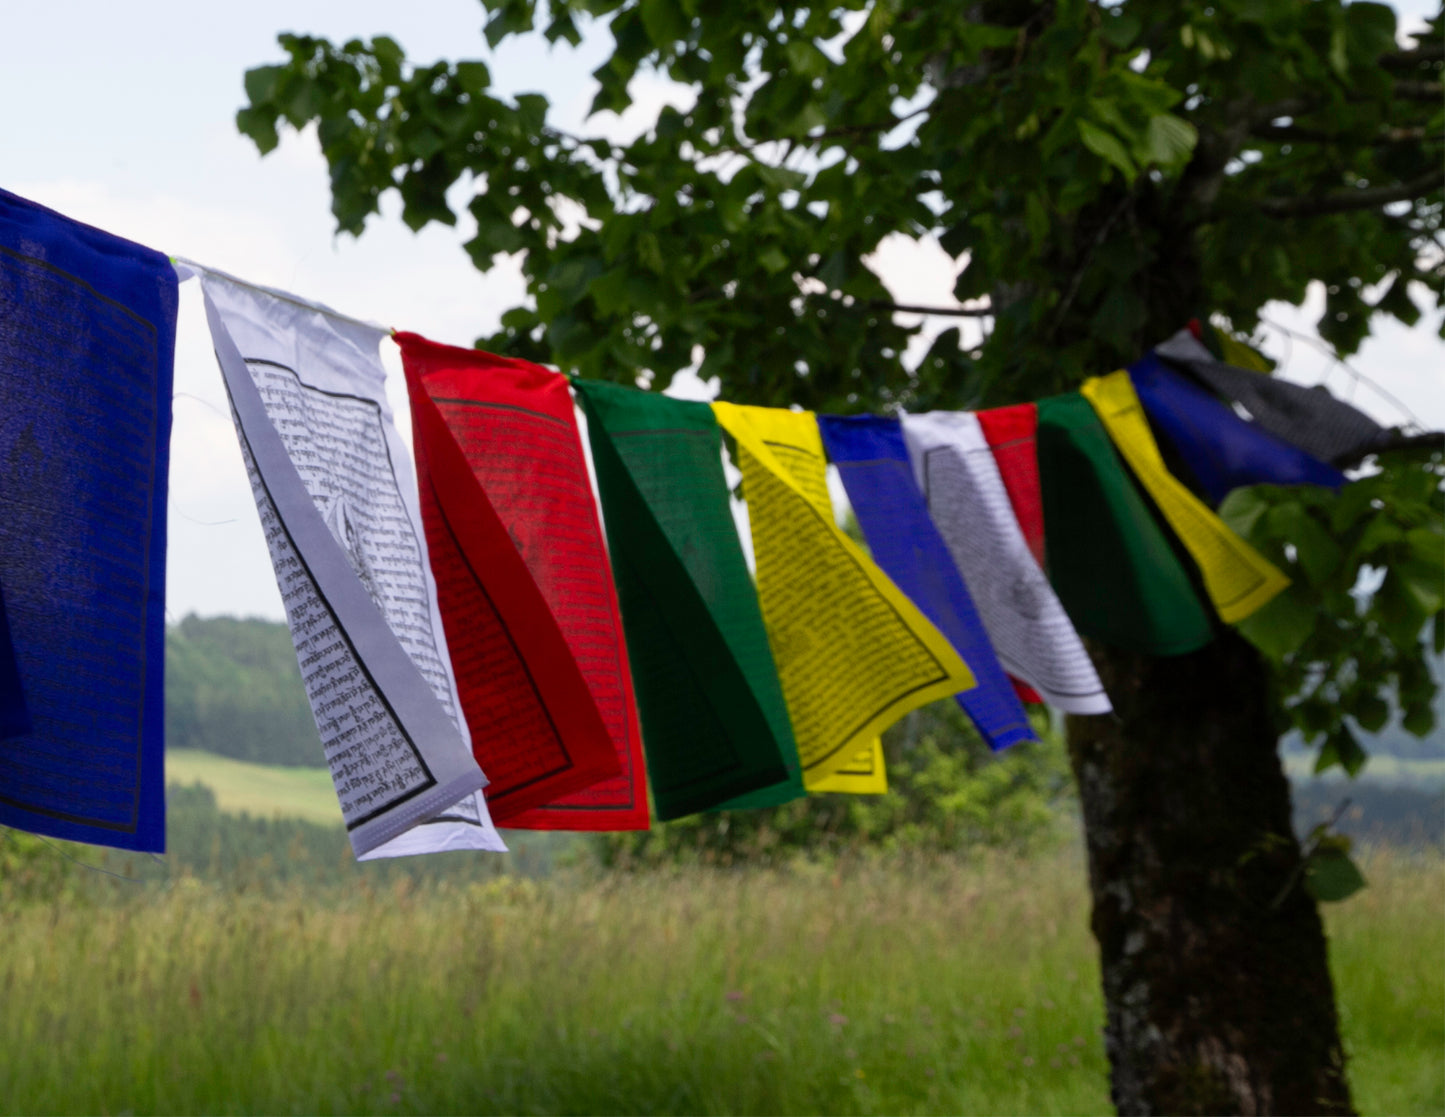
[1265,502,1341,587]
[514,93,548,133]
[235,107,280,155]
[1220,486,1273,543]
[1140,114,1197,170]
[1328,23,1350,78]
[1305,847,1366,903]
[817,251,849,291]
[1375,568,1431,646]
[758,245,789,274]
[753,163,808,192]
[635,231,664,275]
[1077,120,1135,180]
[454,61,492,96]
[1352,515,1403,562]
[1374,272,1422,327]
[1402,701,1436,739]
[1396,560,1445,616]
[1237,583,1316,662]
[1405,526,1443,566]
[783,40,828,80]
[638,0,688,48]
[484,1,535,48]
[1099,12,1142,49]
[1315,724,1367,777]
[243,64,285,107]
[1352,693,1389,733]
[370,35,406,79]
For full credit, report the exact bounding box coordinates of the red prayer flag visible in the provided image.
[396,333,648,830]
[978,403,1048,705]
[1011,677,1045,706]
[977,404,1045,569]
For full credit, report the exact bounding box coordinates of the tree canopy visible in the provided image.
[238,1,1441,408]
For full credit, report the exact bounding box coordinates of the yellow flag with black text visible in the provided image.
[712,403,975,792]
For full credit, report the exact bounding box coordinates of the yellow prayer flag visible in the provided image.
[712,403,975,790]
[808,739,888,794]
[1081,371,1290,624]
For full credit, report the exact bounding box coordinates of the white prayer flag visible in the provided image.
[901,411,1112,716]
[194,267,505,858]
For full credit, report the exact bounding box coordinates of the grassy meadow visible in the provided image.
[0,845,1440,1116]
[165,749,341,826]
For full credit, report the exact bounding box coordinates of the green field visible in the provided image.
[0,847,1439,1116]
[167,749,341,826]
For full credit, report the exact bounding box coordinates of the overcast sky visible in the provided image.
[2,1,1439,622]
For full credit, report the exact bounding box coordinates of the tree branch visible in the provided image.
[1259,169,1445,218]
[710,104,932,158]
[1380,43,1445,68]
[1394,80,1444,101]
[1250,123,1432,145]
[866,298,994,317]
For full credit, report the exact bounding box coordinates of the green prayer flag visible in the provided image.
[572,379,803,818]
[1036,393,1213,657]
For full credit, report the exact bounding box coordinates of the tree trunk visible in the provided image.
[1067,630,1354,1116]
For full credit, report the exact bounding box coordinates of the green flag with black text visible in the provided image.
[572,379,802,819]
[1037,393,1214,657]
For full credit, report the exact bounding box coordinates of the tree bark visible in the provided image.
[1067,630,1354,1116]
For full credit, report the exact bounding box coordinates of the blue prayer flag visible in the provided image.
[817,414,1035,751]
[0,188,176,852]
[1130,353,1345,506]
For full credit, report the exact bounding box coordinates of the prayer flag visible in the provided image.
[975,404,1049,701]
[1036,394,1214,656]
[807,736,887,794]
[196,269,501,859]
[573,380,801,819]
[818,414,1036,748]
[976,404,1045,568]
[1155,330,1394,465]
[395,334,644,830]
[712,403,976,788]
[1129,353,1345,505]
[0,188,175,852]
[899,412,1112,716]
[1081,372,1290,624]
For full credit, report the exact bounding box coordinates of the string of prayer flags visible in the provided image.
[817,414,1037,749]
[1036,394,1215,656]
[0,187,175,852]
[1154,330,1395,466]
[1080,372,1290,625]
[712,403,977,789]
[899,412,1112,716]
[1129,354,1346,505]
[976,404,1046,569]
[573,380,802,818]
[195,269,501,859]
[395,334,643,830]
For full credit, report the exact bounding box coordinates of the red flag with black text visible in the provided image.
[396,333,648,830]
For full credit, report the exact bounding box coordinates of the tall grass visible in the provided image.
[0,847,1439,1115]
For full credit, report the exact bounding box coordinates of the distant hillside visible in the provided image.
[166,614,324,767]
